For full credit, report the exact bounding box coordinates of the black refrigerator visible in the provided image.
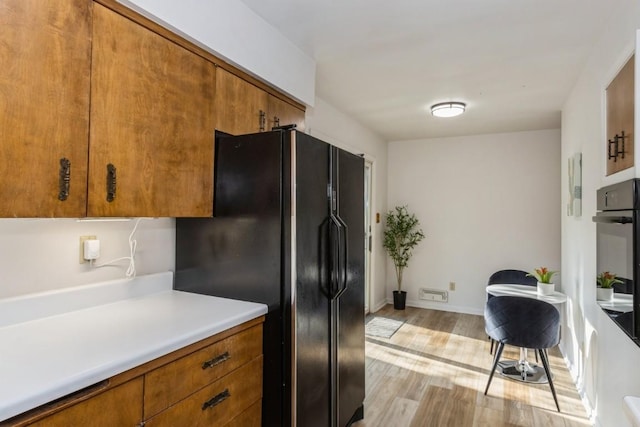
[175,129,365,427]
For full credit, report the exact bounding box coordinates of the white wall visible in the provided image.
[387,129,561,315]
[561,0,640,425]
[305,97,389,312]
[0,218,174,299]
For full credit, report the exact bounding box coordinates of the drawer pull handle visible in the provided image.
[202,351,230,370]
[202,388,230,411]
[58,157,71,201]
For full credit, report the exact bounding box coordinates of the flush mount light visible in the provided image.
[431,102,466,118]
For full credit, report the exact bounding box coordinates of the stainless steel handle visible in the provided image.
[592,215,632,224]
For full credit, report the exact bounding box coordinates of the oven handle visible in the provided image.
[592,215,633,224]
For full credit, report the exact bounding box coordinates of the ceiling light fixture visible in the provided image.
[431,102,466,118]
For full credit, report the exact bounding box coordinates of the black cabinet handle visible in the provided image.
[202,351,230,370]
[259,110,266,132]
[273,116,280,129]
[608,131,626,162]
[58,158,71,201]
[106,163,116,202]
[202,389,230,411]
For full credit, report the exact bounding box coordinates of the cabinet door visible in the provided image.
[215,68,269,135]
[606,55,634,176]
[0,0,91,217]
[267,95,306,131]
[89,4,216,217]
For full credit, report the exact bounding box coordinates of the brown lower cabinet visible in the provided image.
[3,318,264,427]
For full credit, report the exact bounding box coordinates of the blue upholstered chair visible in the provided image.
[484,296,561,412]
[487,269,537,355]
[487,269,537,289]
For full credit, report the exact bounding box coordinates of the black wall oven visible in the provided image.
[593,179,640,344]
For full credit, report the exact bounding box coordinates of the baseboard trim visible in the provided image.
[381,297,484,316]
[370,299,389,313]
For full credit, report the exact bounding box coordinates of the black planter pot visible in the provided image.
[393,290,407,310]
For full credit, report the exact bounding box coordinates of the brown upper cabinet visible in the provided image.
[267,94,306,132]
[89,4,216,217]
[0,0,215,218]
[606,55,635,176]
[0,0,91,217]
[0,0,304,218]
[215,68,305,135]
[215,68,269,135]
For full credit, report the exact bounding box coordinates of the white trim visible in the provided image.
[383,298,484,316]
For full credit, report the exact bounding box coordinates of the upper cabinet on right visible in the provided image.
[606,54,635,176]
[215,67,305,135]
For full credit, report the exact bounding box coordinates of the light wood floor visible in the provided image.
[353,305,591,427]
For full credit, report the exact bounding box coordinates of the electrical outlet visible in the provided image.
[449,281,456,291]
[79,235,97,263]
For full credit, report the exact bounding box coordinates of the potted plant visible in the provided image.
[596,271,622,301]
[527,267,558,296]
[383,205,425,309]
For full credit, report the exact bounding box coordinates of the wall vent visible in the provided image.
[419,288,448,302]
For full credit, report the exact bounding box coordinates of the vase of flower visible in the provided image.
[537,282,555,296]
[596,287,614,301]
[527,267,558,296]
[596,271,622,301]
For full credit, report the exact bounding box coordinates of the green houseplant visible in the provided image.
[527,267,558,295]
[596,271,622,301]
[383,205,425,309]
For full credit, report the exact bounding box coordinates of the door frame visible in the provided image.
[364,159,374,314]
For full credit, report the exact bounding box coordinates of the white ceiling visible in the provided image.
[240,0,623,141]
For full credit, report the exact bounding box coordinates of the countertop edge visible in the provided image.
[0,288,267,422]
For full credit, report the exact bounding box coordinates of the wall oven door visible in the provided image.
[594,208,639,341]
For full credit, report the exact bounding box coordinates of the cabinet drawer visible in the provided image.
[224,400,262,427]
[23,378,143,427]
[144,324,262,417]
[144,356,262,427]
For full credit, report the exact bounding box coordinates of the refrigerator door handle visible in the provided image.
[329,213,342,299]
[334,215,349,299]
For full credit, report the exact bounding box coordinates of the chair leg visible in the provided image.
[538,348,560,412]
[489,336,494,355]
[484,342,504,396]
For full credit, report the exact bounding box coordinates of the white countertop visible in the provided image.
[598,293,633,313]
[486,284,568,305]
[0,271,268,422]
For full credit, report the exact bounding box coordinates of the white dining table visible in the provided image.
[485,284,567,384]
[486,284,567,304]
